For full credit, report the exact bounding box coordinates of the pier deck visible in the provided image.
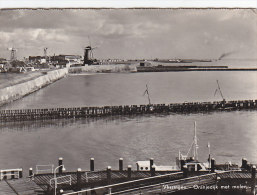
[1,168,256,195]
[0,178,44,195]
[0,99,257,122]
[58,171,256,195]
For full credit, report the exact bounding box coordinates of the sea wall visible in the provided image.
[0,68,68,106]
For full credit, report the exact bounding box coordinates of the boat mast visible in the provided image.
[143,84,151,105]
[215,80,225,102]
[186,121,199,161]
[193,121,198,161]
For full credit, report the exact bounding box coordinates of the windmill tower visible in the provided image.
[83,46,93,65]
[83,37,97,66]
[44,47,49,62]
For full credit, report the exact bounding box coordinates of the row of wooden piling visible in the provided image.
[30,157,255,179]
[1,99,257,122]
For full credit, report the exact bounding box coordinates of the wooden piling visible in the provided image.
[107,166,111,185]
[77,168,82,191]
[150,158,154,172]
[90,158,94,171]
[211,158,215,173]
[2,98,257,122]
[58,157,63,174]
[251,166,256,195]
[151,165,156,177]
[180,160,185,171]
[29,168,33,177]
[127,165,132,179]
[119,158,123,171]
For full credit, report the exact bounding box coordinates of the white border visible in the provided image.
[0,0,256,9]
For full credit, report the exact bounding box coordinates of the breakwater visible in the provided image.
[137,66,257,72]
[0,99,256,122]
[0,68,68,107]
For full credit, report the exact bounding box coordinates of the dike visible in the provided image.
[0,68,68,107]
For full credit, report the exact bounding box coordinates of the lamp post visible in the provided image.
[54,165,66,195]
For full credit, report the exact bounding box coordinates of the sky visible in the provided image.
[0,9,256,60]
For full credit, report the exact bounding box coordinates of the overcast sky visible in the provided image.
[0,9,256,60]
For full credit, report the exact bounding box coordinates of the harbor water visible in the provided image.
[1,67,257,174]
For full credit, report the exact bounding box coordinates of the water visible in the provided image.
[1,68,257,174]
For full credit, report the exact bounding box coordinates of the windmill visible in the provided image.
[83,37,98,66]
[44,48,48,58]
[43,47,50,63]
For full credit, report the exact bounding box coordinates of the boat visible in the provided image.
[176,121,210,171]
[136,121,211,171]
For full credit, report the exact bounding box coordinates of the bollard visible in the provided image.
[211,158,215,173]
[119,158,123,171]
[59,157,63,174]
[241,158,248,169]
[19,169,23,178]
[107,166,111,185]
[90,158,94,171]
[77,168,82,191]
[11,171,15,179]
[251,166,256,195]
[151,165,156,177]
[150,158,154,172]
[29,168,33,177]
[127,165,132,179]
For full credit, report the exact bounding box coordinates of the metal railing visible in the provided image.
[63,171,183,195]
[50,175,72,187]
[111,172,218,194]
[36,164,54,174]
[0,168,22,180]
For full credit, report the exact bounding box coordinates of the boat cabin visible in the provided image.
[183,162,208,172]
[136,161,153,171]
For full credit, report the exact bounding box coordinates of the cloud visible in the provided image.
[0,9,256,60]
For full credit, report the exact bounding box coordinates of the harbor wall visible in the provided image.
[69,64,137,73]
[0,68,68,106]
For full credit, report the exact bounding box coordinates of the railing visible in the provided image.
[63,171,183,195]
[36,164,54,174]
[50,175,72,187]
[111,172,218,194]
[62,171,236,195]
[0,168,22,180]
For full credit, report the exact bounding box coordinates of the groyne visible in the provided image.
[0,68,68,107]
[0,99,256,122]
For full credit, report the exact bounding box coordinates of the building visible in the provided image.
[29,54,82,67]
